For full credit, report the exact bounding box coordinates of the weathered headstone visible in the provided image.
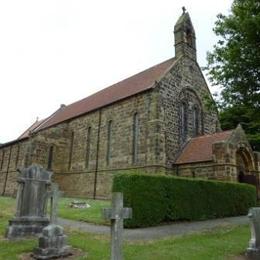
[33,184,71,259]
[49,183,60,224]
[6,165,51,239]
[246,208,260,259]
[103,192,132,260]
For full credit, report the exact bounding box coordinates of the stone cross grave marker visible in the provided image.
[49,183,62,224]
[246,207,260,259]
[33,183,71,259]
[103,192,132,260]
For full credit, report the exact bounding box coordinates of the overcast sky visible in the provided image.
[0,0,233,143]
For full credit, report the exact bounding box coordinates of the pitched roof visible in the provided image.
[18,119,47,139]
[175,131,233,164]
[35,57,176,131]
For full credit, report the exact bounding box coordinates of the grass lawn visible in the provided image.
[0,196,110,225]
[0,196,251,259]
[58,197,110,225]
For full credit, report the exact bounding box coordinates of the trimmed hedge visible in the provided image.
[112,173,256,228]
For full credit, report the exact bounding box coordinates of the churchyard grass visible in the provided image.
[68,225,251,260]
[0,221,250,259]
[58,197,110,225]
[0,196,110,226]
[0,196,251,259]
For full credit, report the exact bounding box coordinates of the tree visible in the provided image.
[206,0,260,150]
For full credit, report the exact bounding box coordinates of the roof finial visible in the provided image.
[182,6,186,14]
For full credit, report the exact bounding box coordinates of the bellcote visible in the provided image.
[174,7,197,60]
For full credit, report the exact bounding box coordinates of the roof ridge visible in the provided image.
[64,57,176,108]
[190,130,233,140]
[33,106,66,133]
[35,56,176,131]
[175,130,234,165]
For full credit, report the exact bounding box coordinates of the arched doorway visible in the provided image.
[236,147,256,186]
[236,151,248,183]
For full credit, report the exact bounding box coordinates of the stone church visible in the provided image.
[1,10,259,198]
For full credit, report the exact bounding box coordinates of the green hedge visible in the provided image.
[112,173,256,228]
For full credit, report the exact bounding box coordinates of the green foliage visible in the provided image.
[113,173,168,227]
[123,225,250,260]
[219,105,260,150]
[0,196,110,226]
[113,173,256,228]
[0,196,252,260]
[205,0,260,150]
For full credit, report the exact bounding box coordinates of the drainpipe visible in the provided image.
[2,146,13,196]
[93,109,102,199]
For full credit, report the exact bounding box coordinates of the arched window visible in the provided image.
[133,113,139,164]
[68,131,74,170]
[193,106,199,136]
[0,150,4,170]
[85,127,91,168]
[47,145,54,170]
[180,102,188,141]
[185,28,193,47]
[15,145,20,168]
[106,120,112,165]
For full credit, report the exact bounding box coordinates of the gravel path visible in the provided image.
[58,215,249,241]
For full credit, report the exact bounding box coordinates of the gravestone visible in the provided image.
[49,183,60,224]
[6,165,51,239]
[103,192,132,260]
[33,184,71,259]
[246,207,260,259]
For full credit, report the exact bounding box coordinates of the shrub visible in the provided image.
[113,173,167,227]
[112,172,256,228]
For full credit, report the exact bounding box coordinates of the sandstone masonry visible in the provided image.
[0,10,259,198]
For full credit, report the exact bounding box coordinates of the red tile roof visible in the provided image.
[36,57,176,131]
[18,119,47,139]
[175,131,233,164]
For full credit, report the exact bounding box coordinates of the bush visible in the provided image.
[112,173,167,227]
[112,172,256,228]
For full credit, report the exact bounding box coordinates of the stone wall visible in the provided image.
[159,55,220,168]
[0,139,28,196]
[175,162,214,179]
[0,55,221,198]
[54,89,166,198]
[176,161,240,182]
[0,88,167,198]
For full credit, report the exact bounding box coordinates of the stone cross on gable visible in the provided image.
[49,183,62,224]
[103,192,132,260]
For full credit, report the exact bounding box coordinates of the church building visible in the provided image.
[1,10,259,198]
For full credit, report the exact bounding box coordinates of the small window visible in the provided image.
[0,150,5,170]
[180,102,188,141]
[185,28,193,47]
[85,127,91,168]
[133,113,139,164]
[47,146,54,170]
[15,145,20,168]
[193,106,199,136]
[68,132,74,170]
[106,121,112,165]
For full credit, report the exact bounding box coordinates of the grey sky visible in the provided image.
[0,0,233,143]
